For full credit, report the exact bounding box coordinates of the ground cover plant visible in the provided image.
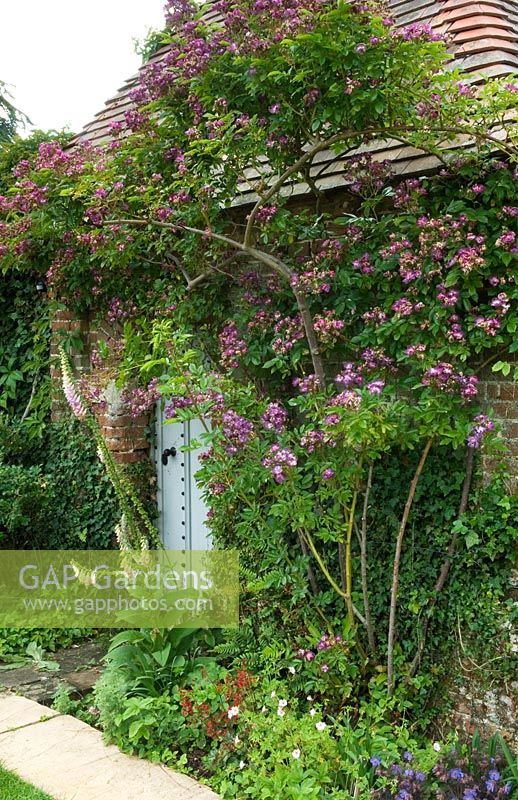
[0,0,517,796]
[0,765,54,800]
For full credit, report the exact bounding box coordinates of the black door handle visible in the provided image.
[161,447,177,465]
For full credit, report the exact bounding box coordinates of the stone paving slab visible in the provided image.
[0,639,106,703]
[0,693,58,730]
[0,696,219,800]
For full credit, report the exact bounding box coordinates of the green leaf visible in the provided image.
[465,530,480,550]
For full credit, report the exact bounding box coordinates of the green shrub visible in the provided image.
[0,416,119,549]
[0,627,95,658]
[0,463,53,546]
[104,627,217,697]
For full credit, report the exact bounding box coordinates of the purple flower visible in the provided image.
[324,413,340,426]
[403,751,413,762]
[329,390,362,410]
[366,380,385,396]
[261,402,288,432]
[293,374,321,394]
[300,430,325,453]
[222,410,254,455]
[474,316,501,336]
[336,362,363,388]
[322,468,335,481]
[490,293,510,315]
[262,444,297,483]
[468,414,495,449]
[437,283,460,307]
[219,322,247,370]
[63,376,87,420]
[370,756,381,767]
[449,768,464,780]
[320,663,329,672]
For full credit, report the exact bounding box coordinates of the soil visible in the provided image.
[0,637,108,705]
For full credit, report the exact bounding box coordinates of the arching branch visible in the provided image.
[110,217,326,384]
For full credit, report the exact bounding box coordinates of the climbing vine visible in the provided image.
[0,0,516,702]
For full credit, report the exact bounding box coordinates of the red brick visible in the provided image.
[505,422,518,439]
[487,401,516,419]
[99,415,148,429]
[112,452,147,464]
[485,383,500,400]
[499,384,516,401]
[106,438,149,451]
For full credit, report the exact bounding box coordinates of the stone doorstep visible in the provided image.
[0,695,219,800]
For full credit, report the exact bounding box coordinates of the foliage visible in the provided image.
[0,0,516,736]
[0,463,52,546]
[0,132,72,437]
[52,683,99,725]
[213,683,418,799]
[0,766,53,800]
[0,627,92,657]
[103,627,218,696]
[0,81,29,144]
[0,273,50,437]
[0,415,119,549]
[370,735,517,799]
[94,675,188,765]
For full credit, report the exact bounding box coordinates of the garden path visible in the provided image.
[0,639,106,703]
[0,695,219,800]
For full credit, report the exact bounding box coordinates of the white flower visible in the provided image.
[277,707,285,717]
[306,696,313,702]
[309,708,316,717]
[227,706,239,719]
[433,742,441,752]
[278,699,288,709]
[234,735,240,745]
[288,666,296,675]
[261,705,267,713]
[239,760,245,770]
[270,690,276,698]
[315,721,326,732]
[292,748,301,760]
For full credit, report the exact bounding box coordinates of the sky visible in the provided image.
[0,1,166,136]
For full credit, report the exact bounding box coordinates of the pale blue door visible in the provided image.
[155,408,212,551]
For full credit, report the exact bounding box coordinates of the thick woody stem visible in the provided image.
[387,438,433,695]
[408,447,475,678]
[360,463,376,652]
[112,218,326,384]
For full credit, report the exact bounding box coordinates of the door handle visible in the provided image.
[161,447,177,465]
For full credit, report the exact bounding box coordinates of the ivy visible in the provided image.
[0,1,516,713]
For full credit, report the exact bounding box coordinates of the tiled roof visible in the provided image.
[71,0,518,199]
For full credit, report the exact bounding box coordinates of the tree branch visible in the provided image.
[387,437,433,695]
[242,122,516,248]
[408,447,475,678]
[110,217,326,383]
[360,463,376,653]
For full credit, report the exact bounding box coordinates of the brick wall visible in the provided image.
[445,570,518,750]
[479,355,518,492]
[51,307,150,465]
